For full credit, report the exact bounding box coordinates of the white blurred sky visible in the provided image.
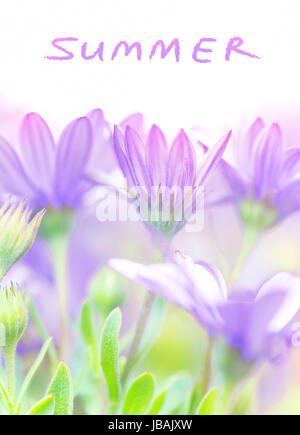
[0,0,300,141]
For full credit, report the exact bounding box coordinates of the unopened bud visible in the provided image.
[0,198,46,280]
[0,284,28,348]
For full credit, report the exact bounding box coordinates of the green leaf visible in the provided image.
[122,372,155,415]
[0,375,12,409]
[47,362,73,415]
[148,390,166,415]
[231,382,254,415]
[100,307,122,409]
[188,381,205,414]
[80,299,95,347]
[15,337,52,414]
[197,387,220,415]
[148,374,191,415]
[159,374,191,415]
[27,395,55,415]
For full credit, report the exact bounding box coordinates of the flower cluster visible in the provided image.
[0,109,300,415]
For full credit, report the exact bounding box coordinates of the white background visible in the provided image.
[0,0,300,142]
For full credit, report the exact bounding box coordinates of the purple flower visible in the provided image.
[208,118,300,227]
[113,124,231,237]
[0,112,95,209]
[109,252,300,360]
[0,109,143,210]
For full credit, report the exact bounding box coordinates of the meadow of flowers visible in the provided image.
[0,108,300,416]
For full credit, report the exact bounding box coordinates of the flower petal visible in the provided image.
[124,126,150,188]
[167,129,196,187]
[174,251,227,304]
[113,126,136,186]
[86,109,116,172]
[55,117,93,201]
[146,125,168,185]
[280,146,300,186]
[197,143,246,206]
[255,273,300,333]
[273,179,300,218]
[20,113,56,198]
[120,113,144,136]
[236,117,265,175]
[0,135,36,198]
[109,258,196,312]
[218,292,287,360]
[252,123,283,201]
[196,131,231,186]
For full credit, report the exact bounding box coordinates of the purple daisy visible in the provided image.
[207,118,300,228]
[109,252,300,361]
[0,109,144,210]
[113,124,231,237]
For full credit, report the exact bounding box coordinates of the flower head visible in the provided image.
[0,109,146,211]
[0,284,27,348]
[109,252,300,361]
[0,198,45,280]
[113,124,231,237]
[211,118,300,229]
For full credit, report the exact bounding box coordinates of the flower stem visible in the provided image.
[202,337,214,394]
[27,297,58,374]
[49,234,69,360]
[121,292,156,386]
[229,226,259,289]
[4,344,16,412]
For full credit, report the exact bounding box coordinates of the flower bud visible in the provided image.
[0,198,46,280]
[0,284,28,348]
[90,266,127,315]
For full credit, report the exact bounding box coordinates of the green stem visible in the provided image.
[229,226,260,289]
[4,344,16,412]
[48,234,69,360]
[27,297,58,373]
[121,292,156,386]
[202,337,214,394]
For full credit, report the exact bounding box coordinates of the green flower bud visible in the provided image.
[90,266,127,315]
[0,284,28,348]
[0,198,46,280]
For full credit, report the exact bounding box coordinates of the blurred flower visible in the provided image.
[109,252,300,360]
[0,110,143,324]
[0,284,27,348]
[113,124,231,238]
[0,112,96,209]
[0,198,45,280]
[209,118,300,229]
[0,108,143,209]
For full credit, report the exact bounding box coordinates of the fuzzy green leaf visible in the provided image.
[80,299,94,347]
[47,362,73,415]
[100,307,122,409]
[27,395,55,415]
[122,372,155,415]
